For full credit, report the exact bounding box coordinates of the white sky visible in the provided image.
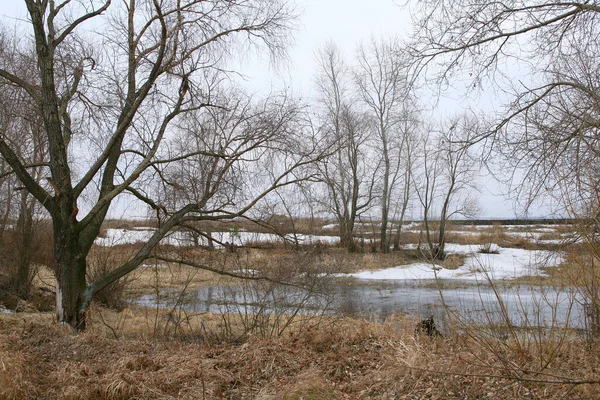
[0,0,556,219]
[235,0,413,94]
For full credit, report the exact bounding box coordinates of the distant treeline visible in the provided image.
[433,218,579,226]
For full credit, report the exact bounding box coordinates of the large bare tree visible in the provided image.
[354,38,413,253]
[0,0,306,330]
[315,44,376,252]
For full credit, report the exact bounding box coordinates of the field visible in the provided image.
[2,220,600,399]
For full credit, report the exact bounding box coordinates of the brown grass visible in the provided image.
[1,311,600,399]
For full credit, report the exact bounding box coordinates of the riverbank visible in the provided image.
[1,310,599,399]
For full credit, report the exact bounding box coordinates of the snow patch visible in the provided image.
[96,228,339,247]
[349,244,563,281]
[0,304,13,314]
[232,269,261,276]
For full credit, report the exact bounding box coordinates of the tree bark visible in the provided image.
[15,190,34,298]
[53,217,87,329]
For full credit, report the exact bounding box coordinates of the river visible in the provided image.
[136,278,589,332]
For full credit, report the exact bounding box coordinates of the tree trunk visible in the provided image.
[344,227,357,252]
[15,190,34,298]
[380,139,391,253]
[53,220,88,330]
[435,221,447,260]
[338,219,357,252]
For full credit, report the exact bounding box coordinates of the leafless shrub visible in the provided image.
[0,219,51,302]
[478,243,500,254]
[86,245,136,311]
[436,254,582,385]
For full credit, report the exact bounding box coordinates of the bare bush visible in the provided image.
[86,245,137,311]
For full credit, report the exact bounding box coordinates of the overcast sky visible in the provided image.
[0,0,554,219]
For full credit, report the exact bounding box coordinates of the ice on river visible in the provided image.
[350,243,563,281]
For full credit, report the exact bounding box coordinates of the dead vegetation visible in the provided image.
[1,311,599,399]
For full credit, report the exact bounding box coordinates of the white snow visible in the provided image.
[529,227,558,233]
[349,244,564,282]
[95,229,566,283]
[321,224,338,229]
[95,228,339,247]
[0,304,13,314]
[505,231,545,239]
[232,269,261,276]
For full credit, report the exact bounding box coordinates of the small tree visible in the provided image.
[391,110,419,251]
[414,114,479,260]
[0,32,48,298]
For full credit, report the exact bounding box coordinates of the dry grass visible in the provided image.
[1,311,600,399]
[100,216,333,237]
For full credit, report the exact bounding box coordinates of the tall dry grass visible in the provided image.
[1,310,599,399]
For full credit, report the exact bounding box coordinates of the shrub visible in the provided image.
[478,242,500,254]
[86,245,133,310]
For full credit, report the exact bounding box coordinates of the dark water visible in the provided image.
[136,279,587,331]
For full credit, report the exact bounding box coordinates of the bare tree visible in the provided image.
[414,114,479,260]
[413,128,440,258]
[315,44,376,252]
[391,108,420,250]
[0,0,302,330]
[156,89,319,247]
[410,0,600,212]
[0,32,48,298]
[435,115,480,258]
[354,38,413,252]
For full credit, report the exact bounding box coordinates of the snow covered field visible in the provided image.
[96,227,565,282]
[95,228,339,247]
[349,243,564,281]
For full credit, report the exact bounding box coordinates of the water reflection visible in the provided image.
[136,279,586,330]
